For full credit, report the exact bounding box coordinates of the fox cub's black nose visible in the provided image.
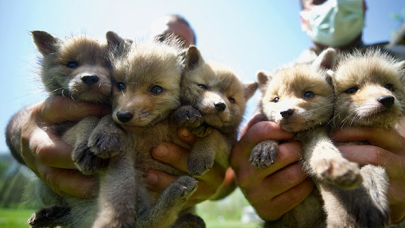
[116,110,133,123]
[215,102,226,112]
[378,95,394,107]
[280,109,294,119]
[82,75,99,86]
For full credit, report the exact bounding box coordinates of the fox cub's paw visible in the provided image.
[354,203,389,228]
[172,106,204,128]
[72,144,109,175]
[172,213,206,228]
[173,176,198,198]
[187,151,215,176]
[250,140,278,169]
[316,158,362,189]
[88,128,125,159]
[28,206,70,228]
[190,125,212,138]
[164,176,198,206]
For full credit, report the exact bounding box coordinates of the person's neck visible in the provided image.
[312,34,364,55]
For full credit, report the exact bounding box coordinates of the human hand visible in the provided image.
[332,122,405,224]
[230,113,314,221]
[20,95,110,198]
[145,127,230,209]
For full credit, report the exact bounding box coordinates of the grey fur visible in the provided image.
[26,30,126,228]
[254,48,363,227]
[326,49,405,228]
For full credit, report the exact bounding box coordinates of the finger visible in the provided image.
[144,169,176,193]
[332,127,404,152]
[151,142,225,185]
[256,178,314,221]
[41,95,110,123]
[39,166,98,199]
[151,142,189,173]
[232,140,302,183]
[232,121,295,165]
[145,169,221,208]
[242,121,295,148]
[28,127,76,169]
[239,113,264,138]
[177,127,197,144]
[338,144,402,177]
[245,162,308,203]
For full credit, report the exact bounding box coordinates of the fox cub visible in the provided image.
[26,31,129,228]
[88,38,202,228]
[323,49,405,228]
[172,46,258,176]
[88,41,257,227]
[252,48,362,228]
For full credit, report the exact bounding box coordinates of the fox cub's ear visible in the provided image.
[396,60,405,84]
[312,47,337,71]
[106,31,133,57]
[181,45,204,70]
[31,30,61,56]
[256,70,272,94]
[243,82,258,101]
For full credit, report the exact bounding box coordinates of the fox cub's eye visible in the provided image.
[228,97,235,104]
[66,61,78,69]
[345,87,358,94]
[303,91,314,98]
[385,83,395,92]
[273,97,280,103]
[151,85,164,94]
[198,84,208,90]
[116,82,126,91]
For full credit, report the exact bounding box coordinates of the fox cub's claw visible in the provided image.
[318,158,362,190]
[187,152,215,176]
[28,206,70,228]
[88,128,124,159]
[250,140,278,169]
[190,125,212,138]
[72,145,109,175]
[172,106,204,128]
[160,176,197,207]
[171,176,198,199]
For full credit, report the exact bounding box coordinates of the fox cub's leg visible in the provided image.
[323,165,389,228]
[88,116,125,159]
[28,206,71,228]
[188,129,230,176]
[136,176,199,228]
[300,129,362,190]
[250,140,278,169]
[66,117,108,174]
[92,154,137,228]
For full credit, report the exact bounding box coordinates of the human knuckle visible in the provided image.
[43,171,61,194]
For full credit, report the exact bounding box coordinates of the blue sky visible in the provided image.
[0,0,404,153]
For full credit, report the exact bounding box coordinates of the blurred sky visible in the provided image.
[0,0,404,153]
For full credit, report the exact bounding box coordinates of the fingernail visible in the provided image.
[145,172,158,185]
[179,128,190,138]
[153,144,168,158]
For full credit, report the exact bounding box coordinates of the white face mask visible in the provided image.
[300,0,364,47]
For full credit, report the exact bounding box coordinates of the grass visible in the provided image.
[0,208,261,228]
[0,208,33,228]
[0,189,262,228]
[197,188,262,228]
